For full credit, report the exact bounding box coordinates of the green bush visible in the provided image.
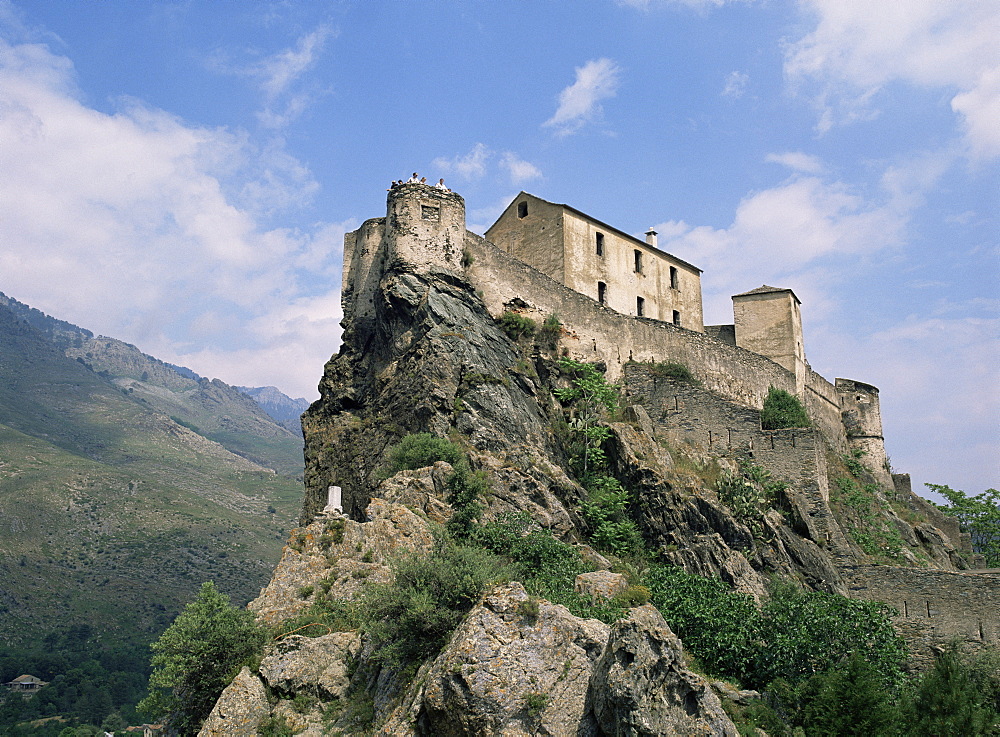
[760,387,810,430]
[644,564,761,680]
[383,433,464,476]
[581,476,643,557]
[497,311,537,341]
[538,314,562,349]
[649,361,698,383]
[902,646,999,736]
[769,653,900,735]
[139,582,266,735]
[357,540,508,667]
[755,580,906,688]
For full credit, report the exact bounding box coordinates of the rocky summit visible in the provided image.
[202,183,998,735]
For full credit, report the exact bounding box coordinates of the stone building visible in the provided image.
[486,192,704,330]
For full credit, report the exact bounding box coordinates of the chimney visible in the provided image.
[645,229,658,248]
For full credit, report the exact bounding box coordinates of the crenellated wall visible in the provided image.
[843,565,1000,670]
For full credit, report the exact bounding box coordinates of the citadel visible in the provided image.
[326,180,998,667]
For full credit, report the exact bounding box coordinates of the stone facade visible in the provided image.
[732,286,807,394]
[486,192,704,330]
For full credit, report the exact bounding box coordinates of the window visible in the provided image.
[634,249,643,273]
[517,201,528,218]
[670,266,678,289]
[597,282,607,305]
[637,296,645,317]
[672,310,681,326]
[421,205,440,221]
[596,232,605,256]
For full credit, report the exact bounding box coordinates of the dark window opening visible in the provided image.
[597,282,607,305]
[670,266,678,289]
[421,205,440,221]
[517,201,528,218]
[637,296,645,317]
[672,310,681,326]
[596,232,605,256]
[634,249,643,273]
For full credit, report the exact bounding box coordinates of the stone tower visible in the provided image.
[836,378,892,486]
[342,183,466,327]
[732,286,806,394]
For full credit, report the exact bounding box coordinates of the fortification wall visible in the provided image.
[622,363,860,556]
[843,565,1000,670]
[466,233,848,447]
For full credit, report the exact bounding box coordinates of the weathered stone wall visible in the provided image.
[733,288,806,393]
[486,193,704,331]
[837,378,892,486]
[622,364,855,558]
[484,194,566,283]
[842,565,1000,669]
[466,233,847,446]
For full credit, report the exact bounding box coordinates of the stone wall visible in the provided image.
[842,565,1000,670]
[465,233,848,450]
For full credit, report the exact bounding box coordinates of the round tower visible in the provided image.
[385,182,466,274]
[836,378,892,485]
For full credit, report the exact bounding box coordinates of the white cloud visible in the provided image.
[433,142,491,180]
[786,0,1000,157]
[543,58,621,136]
[500,153,543,185]
[810,310,1000,494]
[721,70,748,98]
[765,152,825,174]
[0,36,343,398]
[254,26,333,101]
[433,145,542,187]
[209,25,334,130]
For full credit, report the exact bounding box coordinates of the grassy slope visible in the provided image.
[0,305,301,646]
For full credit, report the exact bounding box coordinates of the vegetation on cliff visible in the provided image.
[931,483,1000,566]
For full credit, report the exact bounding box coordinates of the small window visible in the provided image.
[637,296,645,317]
[634,249,643,274]
[517,201,528,218]
[670,266,678,289]
[421,205,440,221]
[596,232,605,256]
[672,310,681,326]
[597,281,607,305]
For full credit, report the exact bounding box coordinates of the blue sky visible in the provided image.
[0,0,996,497]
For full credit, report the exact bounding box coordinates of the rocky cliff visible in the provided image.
[202,185,980,735]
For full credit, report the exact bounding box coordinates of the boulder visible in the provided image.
[197,667,269,737]
[259,631,362,700]
[575,570,629,601]
[590,605,738,737]
[414,582,609,736]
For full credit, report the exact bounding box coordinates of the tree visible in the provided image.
[138,582,265,735]
[929,484,1000,566]
[903,646,998,736]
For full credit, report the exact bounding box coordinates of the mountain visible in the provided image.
[0,293,303,477]
[0,301,303,649]
[235,386,310,434]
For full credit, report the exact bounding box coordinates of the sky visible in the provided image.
[0,0,996,498]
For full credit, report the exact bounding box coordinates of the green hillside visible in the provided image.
[0,303,302,647]
[0,292,304,477]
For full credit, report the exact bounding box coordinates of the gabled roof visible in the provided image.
[501,192,703,274]
[732,285,801,304]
